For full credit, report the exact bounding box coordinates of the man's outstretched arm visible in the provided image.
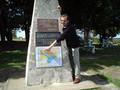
[45,40,57,51]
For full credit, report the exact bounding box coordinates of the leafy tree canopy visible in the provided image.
[0,0,34,42]
[59,0,120,37]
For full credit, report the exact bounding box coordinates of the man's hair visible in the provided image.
[60,14,69,20]
[61,14,68,17]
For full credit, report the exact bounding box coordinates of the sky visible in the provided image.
[16,29,25,38]
[114,34,120,38]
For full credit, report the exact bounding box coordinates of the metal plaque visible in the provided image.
[36,32,61,46]
[37,19,59,32]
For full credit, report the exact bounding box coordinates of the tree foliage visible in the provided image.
[59,0,120,37]
[0,0,34,42]
[0,0,120,43]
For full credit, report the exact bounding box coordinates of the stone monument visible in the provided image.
[25,0,72,86]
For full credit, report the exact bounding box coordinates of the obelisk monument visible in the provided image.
[25,0,72,86]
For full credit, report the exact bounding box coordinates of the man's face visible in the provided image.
[60,16,69,27]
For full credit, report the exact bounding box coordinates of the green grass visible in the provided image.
[96,46,120,54]
[93,38,100,44]
[0,50,27,69]
[0,43,120,88]
[81,46,120,88]
[81,56,120,71]
[113,38,120,45]
[106,75,120,87]
[93,38,120,45]
[81,88,102,90]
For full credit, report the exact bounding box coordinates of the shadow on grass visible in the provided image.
[81,74,109,85]
[80,46,120,72]
[0,68,25,82]
[0,41,27,82]
[0,41,28,52]
[81,56,120,72]
[80,46,120,89]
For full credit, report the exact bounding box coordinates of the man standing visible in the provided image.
[45,14,81,84]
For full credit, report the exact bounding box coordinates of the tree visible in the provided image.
[0,0,34,43]
[1,0,120,44]
[59,0,120,45]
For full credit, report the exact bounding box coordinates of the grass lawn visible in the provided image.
[80,46,120,88]
[0,46,27,82]
[0,50,27,69]
[0,42,120,89]
[81,88,102,90]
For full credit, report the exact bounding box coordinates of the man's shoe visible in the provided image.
[73,77,80,84]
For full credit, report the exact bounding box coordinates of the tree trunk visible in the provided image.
[0,29,6,42]
[6,30,12,42]
[25,29,29,43]
[84,27,89,46]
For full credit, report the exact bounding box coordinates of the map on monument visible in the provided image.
[36,47,62,67]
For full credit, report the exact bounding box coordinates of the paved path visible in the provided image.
[0,71,120,90]
[5,78,99,90]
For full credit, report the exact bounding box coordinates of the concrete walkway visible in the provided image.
[1,72,120,90]
[5,78,99,90]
